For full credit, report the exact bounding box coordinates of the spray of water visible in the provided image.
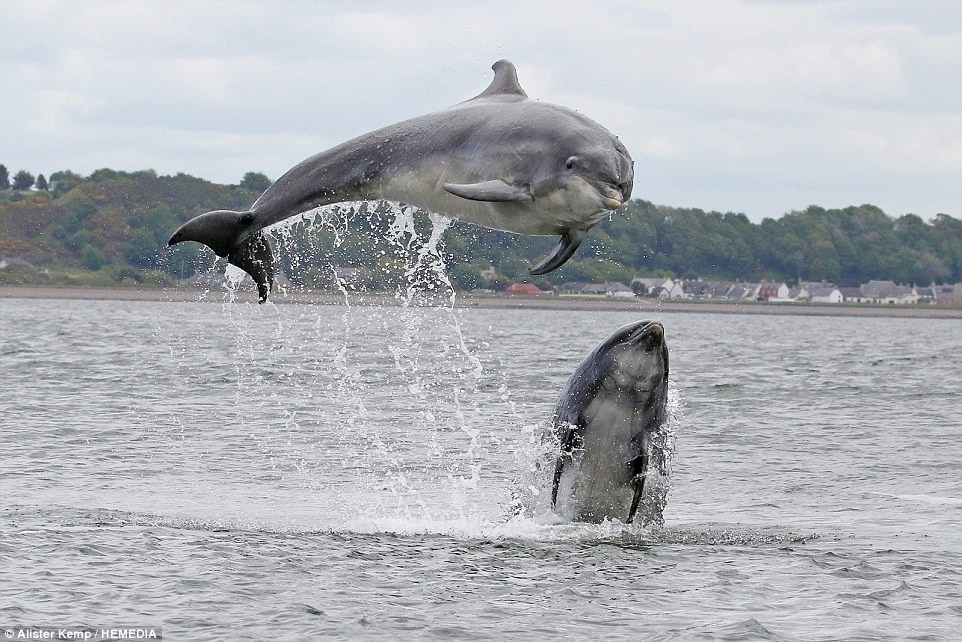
[206,202,495,524]
[173,201,680,536]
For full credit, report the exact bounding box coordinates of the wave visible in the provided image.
[4,504,818,548]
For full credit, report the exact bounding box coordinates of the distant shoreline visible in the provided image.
[3,285,961,319]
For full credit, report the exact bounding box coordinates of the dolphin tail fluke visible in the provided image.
[529,229,586,275]
[168,209,275,303]
[168,209,254,256]
[228,233,275,303]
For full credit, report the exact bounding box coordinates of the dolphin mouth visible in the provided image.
[628,321,664,349]
[600,184,627,210]
[602,195,624,210]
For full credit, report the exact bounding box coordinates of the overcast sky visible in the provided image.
[2,0,960,222]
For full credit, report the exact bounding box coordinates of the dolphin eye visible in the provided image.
[565,156,578,170]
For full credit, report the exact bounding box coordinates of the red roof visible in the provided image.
[506,283,547,295]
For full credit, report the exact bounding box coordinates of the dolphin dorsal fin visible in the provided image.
[472,59,528,101]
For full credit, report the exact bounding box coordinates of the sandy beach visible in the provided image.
[2,285,961,319]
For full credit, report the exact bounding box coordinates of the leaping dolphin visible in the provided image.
[549,320,669,524]
[168,60,634,302]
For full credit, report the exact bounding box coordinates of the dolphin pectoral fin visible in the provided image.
[227,233,275,303]
[442,180,532,203]
[529,229,586,275]
[626,453,649,524]
[627,476,645,524]
[550,417,579,510]
[550,457,565,509]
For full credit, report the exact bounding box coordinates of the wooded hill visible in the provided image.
[1,168,960,291]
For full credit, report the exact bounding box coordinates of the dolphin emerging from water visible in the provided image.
[168,60,634,302]
[549,320,669,524]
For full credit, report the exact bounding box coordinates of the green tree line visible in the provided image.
[0,166,959,289]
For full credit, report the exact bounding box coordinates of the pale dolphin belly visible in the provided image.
[377,170,604,236]
[556,392,643,522]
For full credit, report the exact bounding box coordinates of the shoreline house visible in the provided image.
[505,282,550,295]
[566,281,635,297]
[757,283,790,301]
[557,276,959,305]
[682,280,731,300]
[914,285,938,304]
[839,287,867,303]
[631,277,686,299]
[859,280,919,304]
[807,284,844,303]
[725,283,757,301]
[725,283,762,301]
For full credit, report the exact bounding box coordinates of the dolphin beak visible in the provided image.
[629,321,664,346]
[642,322,665,351]
[646,322,664,340]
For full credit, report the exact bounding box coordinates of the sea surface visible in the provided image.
[2,293,961,640]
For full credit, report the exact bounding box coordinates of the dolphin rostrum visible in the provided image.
[549,320,669,524]
[168,60,634,302]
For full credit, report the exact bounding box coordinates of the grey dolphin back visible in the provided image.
[548,344,614,507]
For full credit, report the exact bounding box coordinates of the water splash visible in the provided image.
[203,201,494,524]
[165,201,683,532]
[642,378,684,524]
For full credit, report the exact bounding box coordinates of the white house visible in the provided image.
[725,283,762,301]
[631,277,686,299]
[665,280,687,299]
[860,280,919,304]
[839,287,867,303]
[797,282,837,301]
[809,286,843,303]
